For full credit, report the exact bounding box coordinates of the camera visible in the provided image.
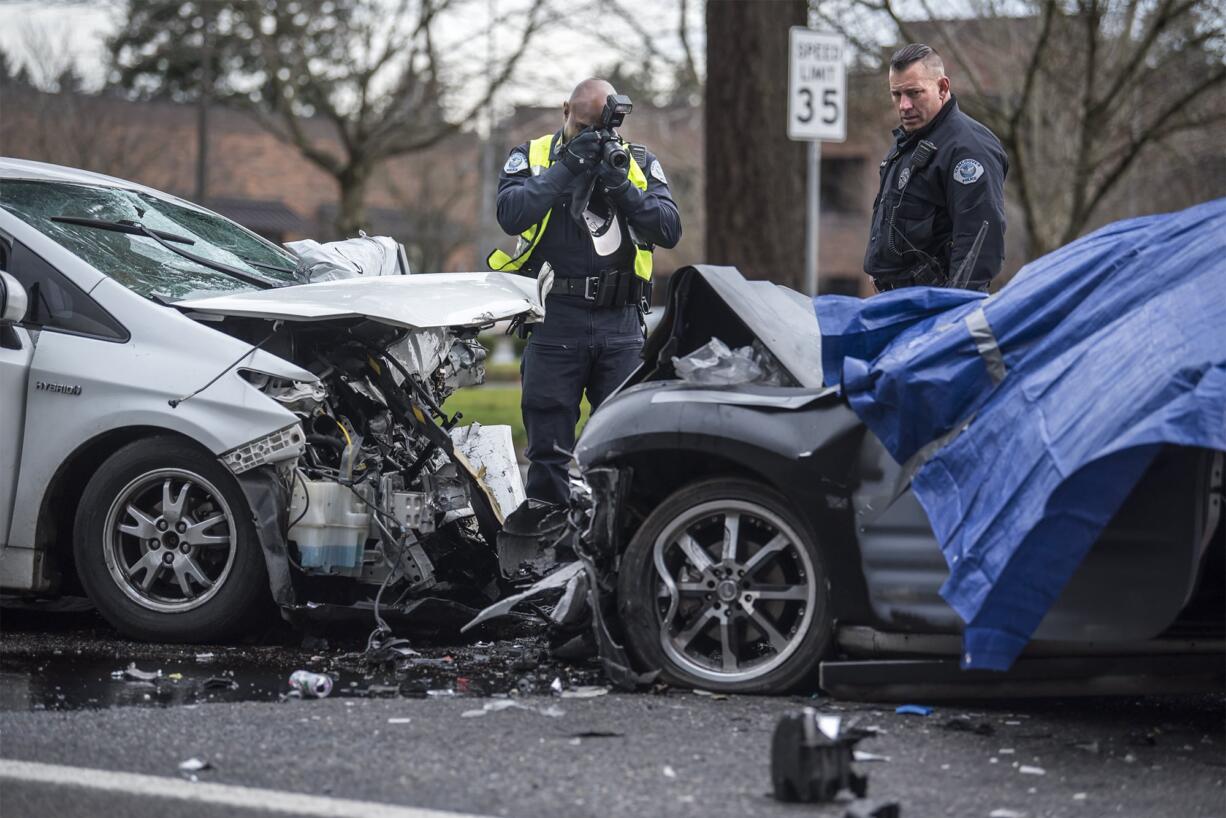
[596,94,633,171]
[567,93,634,224]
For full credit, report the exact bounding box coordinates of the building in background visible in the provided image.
[1,49,1219,299]
[0,81,479,273]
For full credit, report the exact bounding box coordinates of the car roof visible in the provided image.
[0,157,190,205]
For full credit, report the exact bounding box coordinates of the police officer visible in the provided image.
[865,43,1008,292]
[490,78,682,505]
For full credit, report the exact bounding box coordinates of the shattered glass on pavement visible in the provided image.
[0,607,606,712]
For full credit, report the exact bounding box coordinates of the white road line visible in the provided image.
[0,758,498,818]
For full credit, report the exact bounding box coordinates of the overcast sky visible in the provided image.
[0,1,116,87]
[0,0,709,110]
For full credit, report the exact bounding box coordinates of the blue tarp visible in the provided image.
[814,199,1226,670]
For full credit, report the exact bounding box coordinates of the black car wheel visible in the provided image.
[618,478,832,693]
[74,436,269,642]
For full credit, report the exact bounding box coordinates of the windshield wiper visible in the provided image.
[51,216,196,245]
[138,224,278,290]
[51,215,277,290]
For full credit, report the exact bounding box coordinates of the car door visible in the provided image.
[0,238,34,551]
[0,236,127,576]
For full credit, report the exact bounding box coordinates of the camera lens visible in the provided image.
[603,141,630,170]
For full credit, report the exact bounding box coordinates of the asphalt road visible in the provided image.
[1,608,1224,818]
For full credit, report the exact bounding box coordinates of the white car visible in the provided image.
[0,158,541,641]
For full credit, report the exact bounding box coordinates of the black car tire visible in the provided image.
[74,436,269,642]
[618,477,832,693]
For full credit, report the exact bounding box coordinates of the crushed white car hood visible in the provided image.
[175,272,543,329]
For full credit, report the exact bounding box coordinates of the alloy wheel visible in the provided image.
[101,468,238,613]
[652,499,817,685]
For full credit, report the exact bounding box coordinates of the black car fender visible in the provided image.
[576,380,876,620]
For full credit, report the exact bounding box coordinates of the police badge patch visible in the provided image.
[953,158,984,185]
[503,151,529,174]
[650,159,668,185]
[897,168,912,189]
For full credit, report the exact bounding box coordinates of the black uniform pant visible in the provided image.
[521,295,643,504]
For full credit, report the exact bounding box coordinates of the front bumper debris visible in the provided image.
[235,466,296,607]
[462,464,658,690]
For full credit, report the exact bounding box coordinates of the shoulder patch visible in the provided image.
[953,158,984,185]
[503,151,529,175]
[649,159,668,185]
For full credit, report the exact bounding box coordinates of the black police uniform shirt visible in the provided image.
[865,96,1008,290]
[495,129,682,281]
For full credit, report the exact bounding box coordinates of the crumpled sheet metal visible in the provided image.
[460,561,584,634]
[814,198,1226,670]
[285,235,408,282]
[236,467,296,607]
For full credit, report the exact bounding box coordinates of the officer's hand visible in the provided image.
[562,130,601,174]
[597,155,630,193]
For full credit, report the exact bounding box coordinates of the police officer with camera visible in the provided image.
[490,77,682,506]
[865,43,1008,292]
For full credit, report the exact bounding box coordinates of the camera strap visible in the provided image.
[570,174,599,225]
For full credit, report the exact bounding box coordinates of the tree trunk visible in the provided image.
[704,0,808,289]
[335,165,372,239]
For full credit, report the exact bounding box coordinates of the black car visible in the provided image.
[569,265,1224,696]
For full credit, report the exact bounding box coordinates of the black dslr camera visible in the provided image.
[595,94,633,170]
[568,94,634,223]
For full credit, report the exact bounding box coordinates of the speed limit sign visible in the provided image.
[788,28,846,142]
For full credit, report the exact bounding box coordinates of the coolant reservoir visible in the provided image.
[287,479,371,572]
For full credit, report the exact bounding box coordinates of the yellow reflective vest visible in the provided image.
[487,133,654,281]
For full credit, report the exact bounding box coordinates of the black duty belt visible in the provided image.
[549,269,652,309]
[550,275,605,301]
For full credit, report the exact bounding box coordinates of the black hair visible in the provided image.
[890,43,943,74]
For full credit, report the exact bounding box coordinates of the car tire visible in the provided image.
[74,436,270,642]
[617,477,832,693]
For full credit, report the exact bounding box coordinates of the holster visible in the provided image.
[873,260,948,292]
[594,269,651,308]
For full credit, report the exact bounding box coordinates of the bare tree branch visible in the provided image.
[1067,0,1103,232]
[890,0,1007,125]
[1074,64,1226,239]
[1008,0,1058,134]
[1089,0,1197,119]
[599,0,666,66]
[812,5,885,60]
[677,0,701,91]
[811,0,1225,258]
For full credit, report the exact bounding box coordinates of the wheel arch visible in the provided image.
[36,426,218,594]
[591,439,872,625]
[616,447,787,511]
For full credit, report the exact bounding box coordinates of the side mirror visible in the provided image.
[0,270,29,325]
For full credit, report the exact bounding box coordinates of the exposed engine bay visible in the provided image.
[210,313,528,625]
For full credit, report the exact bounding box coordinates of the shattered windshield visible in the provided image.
[0,179,299,300]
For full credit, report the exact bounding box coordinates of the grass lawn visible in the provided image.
[443,384,590,461]
[484,360,523,383]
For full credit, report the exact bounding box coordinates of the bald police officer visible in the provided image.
[865,43,1008,292]
[490,78,682,506]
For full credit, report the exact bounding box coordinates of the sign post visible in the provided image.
[788,28,847,295]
